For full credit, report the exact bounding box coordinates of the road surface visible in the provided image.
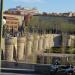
[0,73,40,75]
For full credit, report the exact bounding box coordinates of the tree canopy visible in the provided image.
[28,15,75,34]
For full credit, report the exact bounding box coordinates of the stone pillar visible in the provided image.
[13,37,17,60]
[1,38,5,60]
[49,34,54,48]
[33,35,39,53]
[43,34,50,50]
[24,36,27,57]
[5,37,14,61]
[17,37,25,61]
[38,35,44,52]
[26,35,33,56]
[68,35,75,47]
[47,34,51,49]
[68,35,72,47]
[62,34,69,47]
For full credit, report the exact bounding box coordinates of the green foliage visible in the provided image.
[29,16,75,33]
[44,49,51,53]
[69,48,75,54]
[51,47,62,53]
[65,46,71,54]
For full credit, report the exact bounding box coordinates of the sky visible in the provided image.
[4,0,75,13]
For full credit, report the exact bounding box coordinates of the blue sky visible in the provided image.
[4,0,75,13]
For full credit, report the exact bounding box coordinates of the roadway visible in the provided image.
[0,73,39,75]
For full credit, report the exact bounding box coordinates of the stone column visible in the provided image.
[5,37,14,61]
[33,35,39,53]
[38,35,44,52]
[62,34,69,47]
[68,35,72,47]
[49,34,54,48]
[61,34,70,53]
[43,34,50,50]
[24,36,27,57]
[26,35,33,56]
[68,35,75,47]
[47,34,51,49]
[1,38,5,60]
[17,37,25,61]
[13,37,17,61]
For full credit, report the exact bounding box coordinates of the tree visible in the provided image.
[28,15,75,34]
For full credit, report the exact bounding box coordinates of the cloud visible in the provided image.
[14,0,41,3]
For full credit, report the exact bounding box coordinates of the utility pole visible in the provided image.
[0,0,4,68]
[0,0,3,49]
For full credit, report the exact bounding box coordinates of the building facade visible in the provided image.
[4,14,24,29]
[4,6,39,15]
